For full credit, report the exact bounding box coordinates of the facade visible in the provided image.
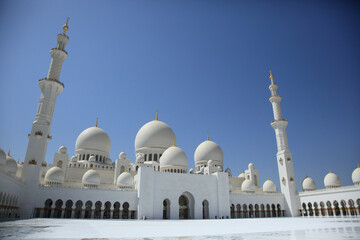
[0,22,359,220]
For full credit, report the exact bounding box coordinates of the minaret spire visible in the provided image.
[268,70,300,217]
[155,110,159,120]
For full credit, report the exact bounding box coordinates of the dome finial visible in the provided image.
[155,109,159,120]
[269,69,274,84]
[173,138,177,147]
[62,17,69,34]
[358,163,359,168]
[95,117,98,127]
[329,169,331,173]
[7,150,10,156]
[207,133,209,141]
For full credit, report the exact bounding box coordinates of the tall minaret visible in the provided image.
[269,70,300,217]
[21,19,69,187]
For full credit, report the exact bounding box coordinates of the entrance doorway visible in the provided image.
[179,195,189,219]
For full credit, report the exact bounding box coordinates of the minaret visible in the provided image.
[268,70,300,217]
[21,19,69,187]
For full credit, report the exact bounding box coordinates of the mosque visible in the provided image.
[0,21,359,220]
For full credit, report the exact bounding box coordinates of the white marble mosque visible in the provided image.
[0,21,359,220]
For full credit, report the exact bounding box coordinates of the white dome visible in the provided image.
[75,126,111,154]
[5,155,17,174]
[248,163,254,169]
[82,169,100,186]
[71,155,78,162]
[58,145,67,154]
[160,146,188,169]
[302,177,316,191]
[119,152,127,159]
[241,179,256,192]
[263,179,277,193]
[0,148,6,165]
[45,167,64,183]
[194,140,223,164]
[116,172,134,187]
[352,166,360,185]
[324,172,341,188]
[135,120,176,150]
[238,172,245,178]
[89,155,96,162]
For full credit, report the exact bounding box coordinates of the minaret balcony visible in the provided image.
[51,48,68,55]
[39,77,65,88]
[271,119,288,124]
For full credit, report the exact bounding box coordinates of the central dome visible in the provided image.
[135,120,176,150]
[75,126,111,154]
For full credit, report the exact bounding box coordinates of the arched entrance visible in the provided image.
[178,192,194,219]
[202,200,209,219]
[163,199,170,219]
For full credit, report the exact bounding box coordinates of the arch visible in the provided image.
[230,204,235,218]
[179,192,195,219]
[84,201,93,219]
[357,199,360,215]
[120,165,125,174]
[154,154,158,162]
[255,204,259,218]
[260,204,265,218]
[43,199,53,218]
[243,204,248,218]
[236,204,241,218]
[308,202,313,216]
[54,199,63,218]
[302,203,308,216]
[333,200,341,216]
[266,204,271,217]
[86,154,90,160]
[249,204,254,218]
[277,204,282,217]
[94,201,102,219]
[326,201,333,216]
[271,204,276,217]
[340,200,347,216]
[56,160,63,168]
[149,154,152,161]
[348,199,356,216]
[74,200,83,218]
[313,202,319,216]
[103,201,111,219]
[122,202,129,219]
[163,199,170,219]
[113,202,120,219]
[202,200,209,219]
[64,200,73,218]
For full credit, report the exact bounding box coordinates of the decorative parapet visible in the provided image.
[51,47,68,55]
[39,78,65,88]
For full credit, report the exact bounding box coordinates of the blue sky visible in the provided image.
[0,0,359,191]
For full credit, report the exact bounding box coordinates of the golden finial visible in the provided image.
[173,138,177,147]
[155,110,159,121]
[17,159,19,164]
[329,169,331,173]
[62,17,69,33]
[95,118,98,127]
[7,150,10,156]
[267,177,269,180]
[269,69,274,83]
[357,163,359,168]
[207,133,209,141]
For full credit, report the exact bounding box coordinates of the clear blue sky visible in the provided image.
[0,0,359,191]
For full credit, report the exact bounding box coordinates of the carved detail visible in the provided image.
[29,159,37,165]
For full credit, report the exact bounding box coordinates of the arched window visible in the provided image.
[65,200,73,218]
[94,201,102,219]
[333,200,341,216]
[327,201,333,216]
[340,200,347,216]
[149,154,152,161]
[154,154,158,162]
[144,154,147,161]
[100,156,102,162]
[236,204,241,218]
[313,202,319,216]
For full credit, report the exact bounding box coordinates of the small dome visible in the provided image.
[263,179,277,193]
[58,145,67,154]
[324,171,341,189]
[5,155,17,174]
[248,163,254,169]
[194,140,223,164]
[45,167,64,183]
[0,148,6,165]
[352,166,360,185]
[302,177,316,191]
[89,155,96,162]
[238,172,245,178]
[71,155,78,162]
[75,126,111,154]
[119,152,127,159]
[241,179,256,192]
[82,169,100,186]
[160,146,188,170]
[116,172,134,188]
[135,120,176,150]
[189,168,194,174]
